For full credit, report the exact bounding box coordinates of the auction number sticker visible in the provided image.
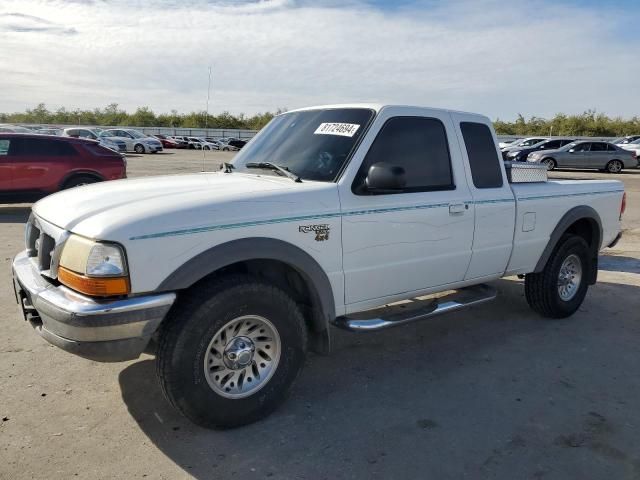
[314,123,360,137]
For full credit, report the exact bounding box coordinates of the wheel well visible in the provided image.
[60,171,103,189]
[192,258,329,354]
[565,218,597,249]
[563,217,600,283]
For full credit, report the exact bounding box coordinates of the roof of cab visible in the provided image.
[286,103,484,115]
[284,103,491,120]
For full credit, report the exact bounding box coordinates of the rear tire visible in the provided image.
[524,235,590,318]
[63,175,100,189]
[156,275,308,429]
[606,159,623,174]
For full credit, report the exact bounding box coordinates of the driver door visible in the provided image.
[338,107,475,309]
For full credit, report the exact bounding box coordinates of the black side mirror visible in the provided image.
[365,162,406,192]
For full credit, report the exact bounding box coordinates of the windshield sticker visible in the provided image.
[314,123,360,137]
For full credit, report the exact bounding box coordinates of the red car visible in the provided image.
[153,134,182,149]
[0,134,126,196]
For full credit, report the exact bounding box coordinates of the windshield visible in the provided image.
[128,130,147,139]
[233,108,375,182]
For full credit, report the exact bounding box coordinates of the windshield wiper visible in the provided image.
[220,162,235,173]
[245,162,301,182]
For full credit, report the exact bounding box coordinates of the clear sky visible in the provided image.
[0,0,638,120]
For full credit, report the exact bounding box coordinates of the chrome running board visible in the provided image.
[333,284,497,332]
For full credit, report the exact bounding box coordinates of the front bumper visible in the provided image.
[12,251,176,362]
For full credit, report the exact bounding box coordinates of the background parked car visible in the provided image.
[498,139,520,149]
[503,138,574,162]
[527,140,636,173]
[216,137,241,151]
[193,137,219,150]
[35,128,62,136]
[0,133,126,195]
[102,129,163,154]
[501,137,549,153]
[63,128,127,154]
[619,138,640,158]
[172,136,201,149]
[152,134,181,149]
[167,136,189,148]
[613,135,640,145]
[0,125,34,133]
[227,139,247,150]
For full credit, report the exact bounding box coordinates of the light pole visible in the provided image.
[202,65,212,172]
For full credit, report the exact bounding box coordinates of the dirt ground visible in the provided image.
[1,150,639,479]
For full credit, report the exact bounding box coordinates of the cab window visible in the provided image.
[354,116,454,195]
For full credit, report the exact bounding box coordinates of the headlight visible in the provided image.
[507,151,518,157]
[58,235,130,296]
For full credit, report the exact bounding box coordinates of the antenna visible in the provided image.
[202,65,212,172]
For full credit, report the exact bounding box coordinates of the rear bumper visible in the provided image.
[12,251,175,362]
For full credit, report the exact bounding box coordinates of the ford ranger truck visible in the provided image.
[12,105,625,428]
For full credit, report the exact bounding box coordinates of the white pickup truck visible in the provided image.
[12,104,626,429]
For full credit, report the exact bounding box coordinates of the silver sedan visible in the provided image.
[527,141,638,173]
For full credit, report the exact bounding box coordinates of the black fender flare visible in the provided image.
[533,205,602,284]
[158,237,336,347]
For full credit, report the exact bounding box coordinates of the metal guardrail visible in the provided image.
[10,124,258,140]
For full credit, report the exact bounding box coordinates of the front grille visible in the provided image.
[25,216,64,276]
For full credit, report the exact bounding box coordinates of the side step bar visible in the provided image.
[333,284,497,332]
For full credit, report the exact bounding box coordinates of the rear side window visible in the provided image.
[606,144,617,152]
[544,140,562,149]
[590,143,607,152]
[0,139,9,155]
[12,138,76,156]
[354,116,454,194]
[84,143,117,156]
[460,122,503,189]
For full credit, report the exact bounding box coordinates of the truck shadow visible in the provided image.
[118,276,640,479]
[599,255,640,274]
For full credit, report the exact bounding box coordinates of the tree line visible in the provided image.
[494,110,640,137]
[0,103,281,131]
[1,104,639,136]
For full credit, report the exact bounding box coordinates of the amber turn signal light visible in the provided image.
[58,266,130,297]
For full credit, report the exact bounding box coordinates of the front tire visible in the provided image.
[524,235,590,318]
[542,158,556,171]
[156,275,308,429]
[134,143,145,154]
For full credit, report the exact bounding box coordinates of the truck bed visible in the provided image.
[506,179,624,275]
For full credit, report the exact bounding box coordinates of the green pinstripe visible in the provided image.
[129,189,623,241]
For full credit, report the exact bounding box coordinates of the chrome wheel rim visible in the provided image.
[204,315,281,399]
[609,161,622,173]
[557,254,582,301]
[543,159,554,170]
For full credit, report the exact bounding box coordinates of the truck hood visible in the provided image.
[33,172,337,242]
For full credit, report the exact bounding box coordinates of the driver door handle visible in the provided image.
[449,203,466,215]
